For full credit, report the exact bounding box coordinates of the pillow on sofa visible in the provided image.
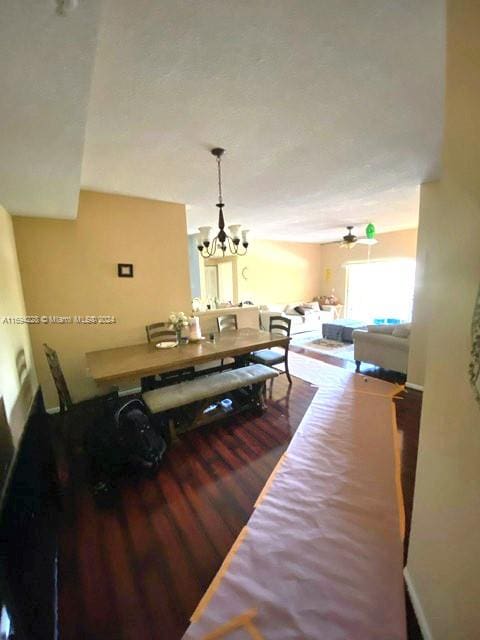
[392,323,411,338]
[294,305,306,316]
[302,301,320,312]
[285,304,302,314]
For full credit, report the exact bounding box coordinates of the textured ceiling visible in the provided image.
[0,0,100,219]
[2,1,444,241]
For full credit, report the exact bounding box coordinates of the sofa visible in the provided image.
[352,323,411,374]
[259,302,335,335]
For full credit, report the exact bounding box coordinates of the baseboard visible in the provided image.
[406,381,424,392]
[404,567,434,640]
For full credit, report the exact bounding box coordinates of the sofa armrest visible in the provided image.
[319,310,334,321]
[366,324,395,334]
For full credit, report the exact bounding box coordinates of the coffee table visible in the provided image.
[322,320,367,342]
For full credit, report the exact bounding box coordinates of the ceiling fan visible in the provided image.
[340,226,358,249]
[339,224,378,249]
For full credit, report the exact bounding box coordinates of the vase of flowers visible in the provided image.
[169,311,189,343]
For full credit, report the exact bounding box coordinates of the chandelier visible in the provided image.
[196,148,249,258]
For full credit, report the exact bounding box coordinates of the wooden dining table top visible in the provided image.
[85,328,289,384]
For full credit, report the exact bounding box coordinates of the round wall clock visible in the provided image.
[241,267,249,281]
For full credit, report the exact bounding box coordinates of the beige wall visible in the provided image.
[0,205,38,444]
[198,233,419,311]
[406,2,480,638]
[319,228,418,305]
[407,185,439,388]
[13,191,191,409]
[236,239,323,304]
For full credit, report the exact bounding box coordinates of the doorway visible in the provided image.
[204,265,219,300]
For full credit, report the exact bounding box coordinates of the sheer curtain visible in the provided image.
[345,259,416,322]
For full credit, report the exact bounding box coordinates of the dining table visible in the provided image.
[85,328,290,385]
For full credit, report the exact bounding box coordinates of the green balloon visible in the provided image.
[366,223,376,239]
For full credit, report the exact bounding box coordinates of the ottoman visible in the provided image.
[322,320,367,342]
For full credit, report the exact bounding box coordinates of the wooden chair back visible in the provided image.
[142,322,192,392]
[43,344,73,413]
[216,314,238,333]
[269,315,292,337]
[146,322,177,343]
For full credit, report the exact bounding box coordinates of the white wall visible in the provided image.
[406,2,480,638]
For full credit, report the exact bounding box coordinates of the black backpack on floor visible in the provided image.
[85,398,166,498]
[115,399,166,469]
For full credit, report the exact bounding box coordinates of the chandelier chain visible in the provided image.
[217,156,223,204]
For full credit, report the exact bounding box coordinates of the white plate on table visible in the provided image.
[155,341,178,349]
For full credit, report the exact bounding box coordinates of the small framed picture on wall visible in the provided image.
[117,263,134,278]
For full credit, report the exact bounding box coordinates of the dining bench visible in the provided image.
[142,364,278,439]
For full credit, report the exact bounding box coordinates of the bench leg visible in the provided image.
[252,382,267,414]
[355,360,361,372]
[168,417,178,444]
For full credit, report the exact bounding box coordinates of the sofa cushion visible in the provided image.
[260,304,286,313]
[250,349,285,365]
[354,330,410,352]
[392,323,411,338]
[286,314,305,326]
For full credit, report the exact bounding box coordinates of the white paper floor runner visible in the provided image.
[183,363,406,640]
[279,348,403,398]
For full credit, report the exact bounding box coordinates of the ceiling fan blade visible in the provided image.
[357,238,378,246]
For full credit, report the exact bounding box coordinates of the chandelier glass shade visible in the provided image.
[196,148,249,258]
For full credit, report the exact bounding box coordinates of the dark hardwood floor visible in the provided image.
[58,351,423,640]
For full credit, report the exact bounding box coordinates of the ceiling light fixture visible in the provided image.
[196,148,249,258]
[339,223,379,249]
[357,222,378,246]
[340,226,358,249]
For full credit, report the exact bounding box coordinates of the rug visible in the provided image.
[291,332,355,362]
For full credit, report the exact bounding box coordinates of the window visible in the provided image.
[345,259,416,322]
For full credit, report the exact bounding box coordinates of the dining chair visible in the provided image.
[249,315,292,385]
[44,343,118,415]
[216,314,238,332]
[216,314,238,369]
[43,343,74,413]
[43,344,118,499]
[145,322,177,343]
[142,322,194,392]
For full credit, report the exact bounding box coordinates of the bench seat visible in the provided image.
[142,364,278,415]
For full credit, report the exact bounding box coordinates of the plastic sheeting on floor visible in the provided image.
[183,363,406,640]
